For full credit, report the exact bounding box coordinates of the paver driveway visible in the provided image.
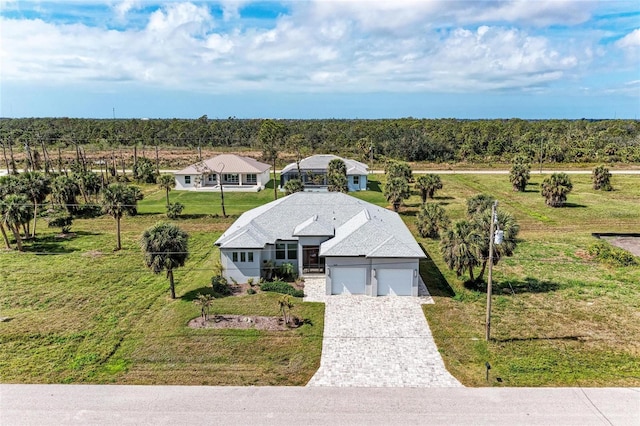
[304,277,462,387]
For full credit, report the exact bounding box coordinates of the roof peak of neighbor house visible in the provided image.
[280,154,368,175]
[175,154,270,175]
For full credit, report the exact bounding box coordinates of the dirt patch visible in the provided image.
[601,236,640,257]
[83,250,103,258]
[188,315,300,331]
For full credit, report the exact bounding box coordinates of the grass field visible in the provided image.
[0,180,324,385]
[1,171,639,386]
[410,173,640,387]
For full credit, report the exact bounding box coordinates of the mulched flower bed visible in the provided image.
[188,315,301,331]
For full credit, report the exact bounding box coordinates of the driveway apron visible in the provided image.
[305,277,462,387]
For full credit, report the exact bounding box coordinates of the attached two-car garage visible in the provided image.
[327,261,418,297]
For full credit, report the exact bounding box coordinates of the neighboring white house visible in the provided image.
[214,192,425,296]
[279,154,368,192]
[174,154,271,192]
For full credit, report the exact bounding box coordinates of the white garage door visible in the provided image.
[377,269,414,296]
[331,267,366,295]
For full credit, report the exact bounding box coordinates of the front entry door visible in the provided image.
[303,246,324,273]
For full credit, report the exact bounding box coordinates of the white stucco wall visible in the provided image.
[257,170,271,188]
[220,248,261,283]
[347,175,368,191]
[174,174,198,190]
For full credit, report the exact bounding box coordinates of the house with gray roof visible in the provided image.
[174,154,270,192]
[279,154,368,192]
[215,192,425,296]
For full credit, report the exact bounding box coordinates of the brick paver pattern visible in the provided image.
[304,277,463,387]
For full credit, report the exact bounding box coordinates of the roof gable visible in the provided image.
[216,192,424,259]
[293,215,335,237]
[175,154,270,175]
[281,155,368,176]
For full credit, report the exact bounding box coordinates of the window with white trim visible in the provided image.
[245,174,257,184]
[353,175,359,186]
[224,174,239,184]
[184,176,191,184]
[232,251,254,263]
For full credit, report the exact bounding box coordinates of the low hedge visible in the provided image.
[260,281,304,298]
[588,241,638,267]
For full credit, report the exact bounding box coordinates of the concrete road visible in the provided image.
[1,385,638,425]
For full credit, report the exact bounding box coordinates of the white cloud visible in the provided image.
[616,28,640,49]
[0,1,616,95]
[113,0,141,20]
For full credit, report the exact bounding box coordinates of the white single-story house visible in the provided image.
[279,154,368,192]
[215,192,425,296]
[174,154,271,192]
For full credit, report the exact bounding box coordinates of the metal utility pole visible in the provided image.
[485,200,498,342]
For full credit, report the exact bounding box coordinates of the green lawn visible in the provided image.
[1,172,639,386]
[408,173,640,387]
[0,183,324,385]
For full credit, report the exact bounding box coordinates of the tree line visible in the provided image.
[2,117,639,167]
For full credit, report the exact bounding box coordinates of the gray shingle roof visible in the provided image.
[280,155,368,176]
[175,154,270,175]
[215,192,424,259]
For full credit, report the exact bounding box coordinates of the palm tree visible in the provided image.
[541,173,573,207]
[416,203,450,239]
[327,159,348,192]
[75,170,101,203]
[19,172,50,238]
[101,183,139,250]
[383,177,410,212]
[509,160,531,192]
[385,160,412,181]
[440,220,483,282]
[0,175,21,249]
[472,209,520,281]
[257,119,287,200]
[158,174,175,207]
[466,193,494,217]
[592,165,612,191]
[51,175,79,215]
[140,222,189,299]
[415,174,443,203]
[1,194,31,251]
[0,198,12,249]
[193,293,215,321]
[283,178,304,195]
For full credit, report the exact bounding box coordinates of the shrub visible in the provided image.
[260,281,304,297]
[211,275,232,296]
[588,241,638,267]
[277,262,297,281]
[167,202,184,219]
[73,204,102,218]
[246,288,256,295]
[47,213,73,234]
[247,277,254,286]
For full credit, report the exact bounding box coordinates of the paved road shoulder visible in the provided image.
[1,385,638,425]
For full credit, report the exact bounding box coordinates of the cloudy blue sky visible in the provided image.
[1,0,639,119]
